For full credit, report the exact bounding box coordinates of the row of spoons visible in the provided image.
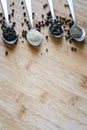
[0,0,85,46]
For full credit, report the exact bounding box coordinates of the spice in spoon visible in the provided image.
[27,29,43,46]
[49,20,63,37]
[2,26,18,42]
[70,25,83,38]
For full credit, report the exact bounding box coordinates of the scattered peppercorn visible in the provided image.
[32,12,35,16]
[22,40,24,43]
[69,13,72,17]
[21,1,24,5]
[22,30,27,37]
[22,6,25,9]
[69,40,72,43]
[64,4,69,7]
[12,9,14,12]
[43,5,46,9]
[45,3,48,7]
[0,13,3,17]
[46,48,48,52]
[21,23,24,26]
[12,2,14,6]
[71,47,77,52]
[8,14,11,20]
[23,12,26,17]
[74,48,77,51]
[43,3,48,9]
[24,18,26,22]
[45,35,48,40]
[12,22,16,27]
[5,51,8,56]
[71,47,74,51]
[12,12,14,17]
[42,14,44,18]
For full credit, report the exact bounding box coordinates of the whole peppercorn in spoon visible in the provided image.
[0,0,18,44]
[48,0,63,38]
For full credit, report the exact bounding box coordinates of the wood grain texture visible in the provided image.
[0,0,87,130]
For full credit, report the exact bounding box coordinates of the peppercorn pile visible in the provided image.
[49,21,63,36]
[2,26,17,42]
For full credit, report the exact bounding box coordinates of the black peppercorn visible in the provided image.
[5,51,8,56]
[21,23,24,26]
[12,2,14,6]
[32,12,35,16]
[71,47,74,51]
[12,12,14,17]
[24,19,26,22]
[12,9,14,12]
[43,5,46,9]
[22,6,25,9]
[42,14,44,18]
[21,1,24,5]
[0,13,3,17]
[45,35,48,40]
[23,12,26,17]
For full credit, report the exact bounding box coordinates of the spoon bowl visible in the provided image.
[26,29,43,46]
[70,25,85,42]
[48,24,64,38]
[2,31,18,44]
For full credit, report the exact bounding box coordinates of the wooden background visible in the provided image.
[0,0,87,130]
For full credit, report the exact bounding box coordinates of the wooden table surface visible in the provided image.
[0,0,87,130]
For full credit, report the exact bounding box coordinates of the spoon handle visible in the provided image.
[25,0,33,28]
[48,0,55,21]
[0,0,10,26]
[67,0,76,24]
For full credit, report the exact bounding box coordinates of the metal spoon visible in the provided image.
[25,0,43,46]
[0,0,18,44]
[67,0,85,42]
[48,0,63,38]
